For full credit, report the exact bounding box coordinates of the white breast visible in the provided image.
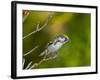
[47,42,63,53]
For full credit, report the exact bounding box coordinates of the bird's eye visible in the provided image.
[64,37,69,42]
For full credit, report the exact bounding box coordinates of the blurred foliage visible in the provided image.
[23,10,91,69]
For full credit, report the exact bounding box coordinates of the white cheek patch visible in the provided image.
[58,37,65,42]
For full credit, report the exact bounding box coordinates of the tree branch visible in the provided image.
[23,23,40,39]
[22,58,25,68]
[24,46,38,57]
[29,50,52,69]
[25,61,32,69]
[23,12,54,39]
[23,12,54,69]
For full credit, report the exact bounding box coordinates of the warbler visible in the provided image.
[39,34,69,60]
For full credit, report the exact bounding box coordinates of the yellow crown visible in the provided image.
[60,34,69,39]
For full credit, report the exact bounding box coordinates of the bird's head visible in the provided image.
[55,34,69,44]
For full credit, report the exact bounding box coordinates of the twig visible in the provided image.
[23,23,40,39]
[22,58,25,68]
[37,12,54,31]
[30,58,46,69]
[29,50,52,69]
[24,46,38,57]
[25,61,32,69]
[30,56,55,69]
[23,12,54,69]
[23,12,54,39]
[30,52,58,69]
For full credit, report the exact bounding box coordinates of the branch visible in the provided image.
[23,12,54,39]
[23,46,38,69]
[29,50,52,69]
[23,23,40,39]
[30,58,46,69]
[23,12,54,69]
[22,58,25,68]
[30,52,58,69]
[24,46,38,57]
[25,61,32,69]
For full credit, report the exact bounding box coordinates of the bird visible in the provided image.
[39,34,69,60]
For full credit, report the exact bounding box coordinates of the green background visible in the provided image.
[23,10,91,69]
